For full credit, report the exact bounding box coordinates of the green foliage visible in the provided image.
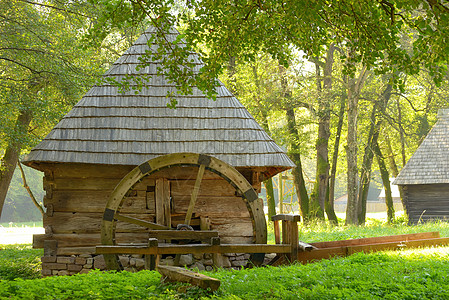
[3,245,449,299]
[0,244,42,280]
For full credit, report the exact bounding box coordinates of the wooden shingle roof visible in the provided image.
[23,27,294,173]
[394,109,449,185]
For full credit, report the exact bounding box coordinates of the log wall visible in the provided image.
[36,163,259,257]
[403,184,449,224]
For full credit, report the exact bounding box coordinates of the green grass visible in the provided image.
[3,218,449,299]
[0,244,43,280]
[1,248,449,299]
[0,221,43,228]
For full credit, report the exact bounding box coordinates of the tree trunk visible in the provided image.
[384,134,407,215]
[345,78,360,225]
[285,108,310,219]
[309,63,325,219]
[328,93,346,225]
[357,106,378,225]
[374,140,395,223]
[345,66,368,225]
[0,109,33,218]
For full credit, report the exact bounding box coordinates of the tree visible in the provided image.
[0,0,136,218]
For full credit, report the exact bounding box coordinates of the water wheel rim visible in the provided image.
[100,152,267,270]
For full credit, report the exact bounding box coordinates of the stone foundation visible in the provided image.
[41,253,256,276]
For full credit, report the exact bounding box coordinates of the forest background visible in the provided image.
[1,0,448,225]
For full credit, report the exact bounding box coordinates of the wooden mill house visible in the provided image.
[395,108,449,224]
[23,27,294,276]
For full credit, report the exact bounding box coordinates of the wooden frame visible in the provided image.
[101,152,267,270]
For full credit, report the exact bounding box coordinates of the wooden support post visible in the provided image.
[145,238,158,270]
[273,220,281,244]
[278,174,283,214]
[271,214,301,262]
[211,237,221,268]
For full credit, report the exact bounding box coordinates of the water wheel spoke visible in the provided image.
[184,164,206,226]
[115,213,170,230]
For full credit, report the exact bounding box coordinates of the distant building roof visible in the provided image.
[395,109,449,185]
[23,27,294,175]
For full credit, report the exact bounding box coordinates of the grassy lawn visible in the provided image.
[2,216,449,299]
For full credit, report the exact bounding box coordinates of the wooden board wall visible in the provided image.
[39,163,255,252]
[404,184,449,224]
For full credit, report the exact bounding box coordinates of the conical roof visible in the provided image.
[395,109,449,185]
[23,27,294,175]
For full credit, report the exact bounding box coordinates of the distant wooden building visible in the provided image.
[394,109,449,224]
[23,27,294,275]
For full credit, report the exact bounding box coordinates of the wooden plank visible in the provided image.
[346,237,449,254]
[148,230,218,240]
[210,218,253,237]
[96,244,292,255]
[57,246,96,255]
[115,214,169,230]
[46,190,152,213]
[170,179,236,197]
[298,237,449,264]
[157,265,221,291]
[33,232,151,248]
[49,177,155,191]
[163,179,171,229]
[185,164,205,225]
[172,196,250,217]
[310,232,440,249]
[44,163,134,179]
[272,214,301,222]
[155,178,166,226]
[44,212,157,234]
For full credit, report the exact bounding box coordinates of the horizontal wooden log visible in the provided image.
[96,244,292,255]
[346,237,449,254]
[33,232,151,248]
[173,196,250,217]
[170,179,236,197]
[57,246,96,255]
[158,265,221,291]
[148,230,218,240]
[48,177,155,191]
[45,191,151,213]
[44,212,155,234]
[44,163,134,179]
[298,237,449,264]
[310,232,440,249]
[210,219,253,237]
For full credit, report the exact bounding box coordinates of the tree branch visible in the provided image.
[17,161,45,217]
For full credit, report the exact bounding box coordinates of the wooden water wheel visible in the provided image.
[101,152,267,270]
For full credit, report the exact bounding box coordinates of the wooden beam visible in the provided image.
[148,230,218,240]
[184,164,205,226]
[271,214,301,222]
[115,214,169,230]
[96,244,292,255]
[157,265,220,291]
[298,237,449,264]
[310,231,440,249]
